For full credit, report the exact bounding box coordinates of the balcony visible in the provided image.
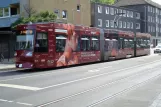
[0,15,20,27]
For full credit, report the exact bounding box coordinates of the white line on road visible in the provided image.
[0,99,32,106]
[0,84,42,91]
[88,66,112,72]
[16,102,33,106]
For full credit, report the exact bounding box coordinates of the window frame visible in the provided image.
[55,34,67,53]
[110,20,114,28]
[98,19,102,27]
[105,20,109,27]
[34,32,48,53]
[98,5,102,13]
[136,23,140,29]
[123,21,126,28]
[80,35,91,51]
[105,7,109,14]
[62,10,67,19]
[91,36,100,51]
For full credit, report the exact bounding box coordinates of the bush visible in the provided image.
[11,11,57,29]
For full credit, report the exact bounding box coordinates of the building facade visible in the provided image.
[0,0,20,58]
[27,0,91,26]
[114,0,161,47]
[91,3,142,33]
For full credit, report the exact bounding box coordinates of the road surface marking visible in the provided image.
[41,61,161,90]
[0,99,33,106]
[0,84,42,91]
[16,102,33,106]
[88,66,112,72]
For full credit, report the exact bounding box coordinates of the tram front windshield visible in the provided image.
[15,30,34,50]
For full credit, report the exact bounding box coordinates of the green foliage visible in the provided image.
[91,0,115,5]
[11,11,57,29]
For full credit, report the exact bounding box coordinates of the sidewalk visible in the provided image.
[0,58,15,70]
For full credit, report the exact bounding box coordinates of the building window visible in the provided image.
[62,10,67,18]
[54,9,60,18]
[0,8,3,17]
[160,19,161,24]
[98,5,102,13]
[148,26,150,32]
[119,9,122,16]
[77,5,80,11]
[131,22,133,29]
[153,26,155,32]
[110,20,114,28]
[151,7,153,12]
[148,6,150,12]
[151,17,153,22]
[105,20,109,27]
[127,11,130,17]
[157,27,159,32]
[105,7,109,14]
[123,10,126,17]
[151,26,153,32]
[157,17,159,23]
[115,9,118,15]
[115,21,118,28]
[123,21,126,28]
[98,19,102,27]
[110,7,114,15]
[119,21,122,28]
[127,22,130,28]
[148,16,150,22]
[160,28,161,32]
[153,17,155,23]
[136,23,140,29]
[130,11,133,18]
[160,10,161,15]
[136,13,140,19]
[153,7,155,13]
[4,7,9,17]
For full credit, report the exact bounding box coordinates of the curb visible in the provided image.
[0,67,19,71]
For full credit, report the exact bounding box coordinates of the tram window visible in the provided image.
[34,32,48,52]
[76,36,81,51]
[124,39,129,48]
[56,34,67,52]
[81,36,91,51]
[91,36,99,51]
[129,39,134,48]
[104,38,110,51]
[119,38,123,49]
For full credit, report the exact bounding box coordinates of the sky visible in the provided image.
[151,0,161,5]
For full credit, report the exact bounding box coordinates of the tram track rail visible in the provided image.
[35,63,161,107]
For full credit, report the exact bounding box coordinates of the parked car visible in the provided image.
[154,45,161,53]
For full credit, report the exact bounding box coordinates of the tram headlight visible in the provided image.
[26,52,33,57]
[14,52,17,56]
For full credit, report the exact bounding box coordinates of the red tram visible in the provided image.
[14,22,151,69]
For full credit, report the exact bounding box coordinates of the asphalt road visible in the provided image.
[0,54,161,107]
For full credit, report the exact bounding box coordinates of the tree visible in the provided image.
[11,11,57,29]
[23,5,36,18]
[91,0,115,5]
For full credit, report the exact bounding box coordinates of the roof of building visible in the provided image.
[114,0,146,6]
[113,0,161,9]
